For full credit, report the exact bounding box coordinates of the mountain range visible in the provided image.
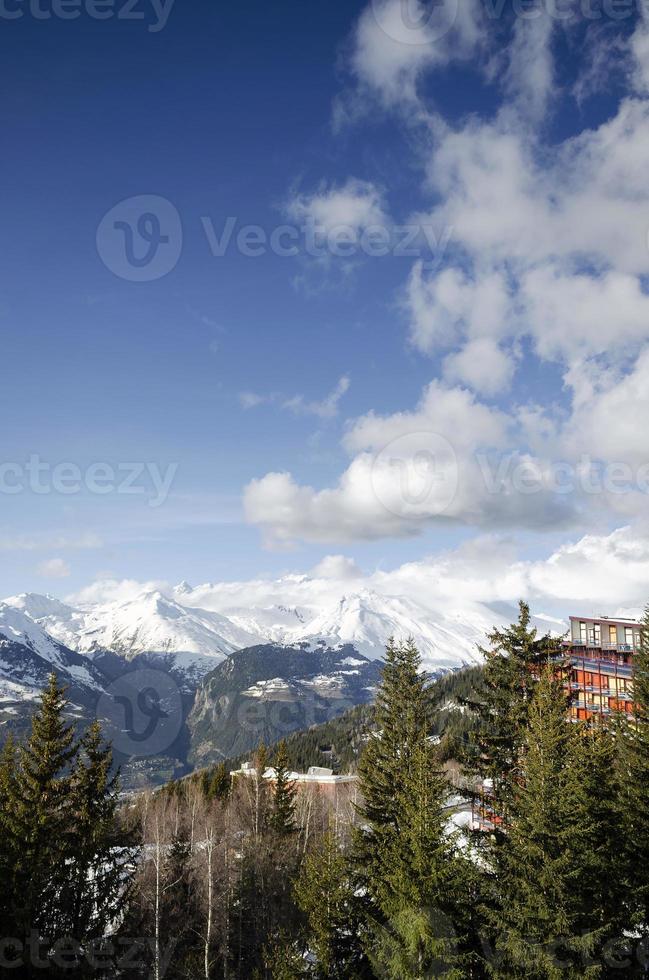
[0,581,561,785]
[2,582,503,673]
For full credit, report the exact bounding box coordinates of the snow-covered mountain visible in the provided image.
[0,581,559,786]
[0,602,106,709]
[3,583,502,678]
[289,590,492,672]
[4,589,258,670]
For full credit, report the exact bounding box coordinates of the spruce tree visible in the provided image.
[565,722,625,949]
[293,830,368,978]
[4,674,79,948]
[269,741,297,836]
[208,761,229,801]
[619,604,649,945]
[355,638,474,977]
[0,735,17,933]
[64,720,137,947]
[466,601,563,838]
[487,669,607,979]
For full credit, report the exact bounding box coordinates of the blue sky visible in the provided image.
[3,0,649,612]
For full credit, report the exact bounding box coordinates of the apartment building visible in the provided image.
[563,615,642,721]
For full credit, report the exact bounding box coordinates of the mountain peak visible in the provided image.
[174,581,193,596]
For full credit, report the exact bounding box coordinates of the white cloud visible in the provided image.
[631,23,649,94]
[37,558,71,580]
[519,265,649,362]
[562,347,649,463]
[503,12,555,123]
[239,376,351,420]
[239,391,266,409]
[429,100,649,277]
[286,179,387,235]
[443,337,515,395]
[348,0,483,107]
[249,15,649,547]
[406,264,512,354]
[310,554,363,579]
[68,577,169,607]
[283,376,351,419]
[62,526,649,626]
[243,380,581,546]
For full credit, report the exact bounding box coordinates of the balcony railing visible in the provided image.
[569,638,638,652]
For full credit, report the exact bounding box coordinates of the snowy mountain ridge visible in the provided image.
[1,583,513,678]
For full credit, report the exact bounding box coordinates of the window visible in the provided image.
[625,627,634,647]
[609,625,617,644]
[580,622,587,643]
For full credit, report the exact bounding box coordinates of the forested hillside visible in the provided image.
[3,607,649,977]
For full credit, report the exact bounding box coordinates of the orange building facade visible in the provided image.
[562,615,641,721]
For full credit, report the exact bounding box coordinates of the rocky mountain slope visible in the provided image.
[187,643,383,766]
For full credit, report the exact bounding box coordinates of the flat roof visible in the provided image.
[569,615,641,627]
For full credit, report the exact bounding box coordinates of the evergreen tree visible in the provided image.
[161,830,200,977]
[354,638,474,977]
[487,669,608,978]
[64,721,137,950]
[263,933,307,980]
[566,722,625,948]
[293,831,368,978]
[208,762,230,801]
[0,735,17,935]
[466,601,563,838]
[4,674,79,949]
[270,741,297,836]
[619,604,649,947]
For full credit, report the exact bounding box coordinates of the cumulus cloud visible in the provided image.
[346,0,483,108]
[68,577,170,607]
[286,179,387,235]
[63,526,649,625]
[443,338,515,395]
[243,380,582,545]
[247,13,649,548]
[310,554,363,579]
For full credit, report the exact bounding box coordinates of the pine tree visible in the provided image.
[269,742,297,836]
[209,762,230,802]
[161,829,199,977]
[64,720,137,947]
[619,604,649,944]
[487,669,607,979]
[466,601,563,838]
[0,735,17,932]
[293,831,368,978]
[565,722,625,947]
[4,674,79,947]
[354,638,474,977]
